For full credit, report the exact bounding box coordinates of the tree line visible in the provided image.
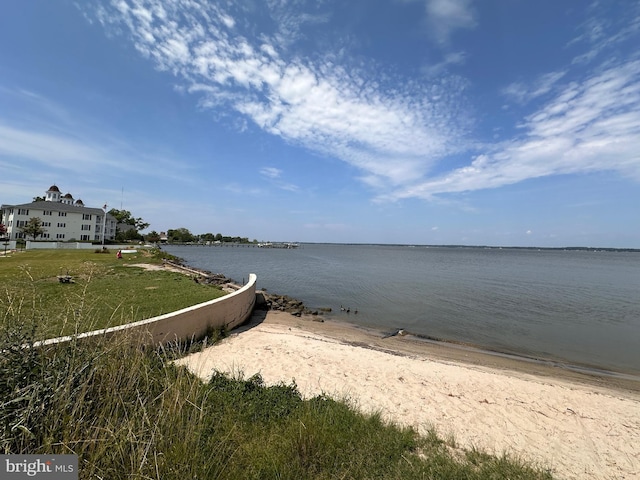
[3,208,255,245]
[153,228,255,245]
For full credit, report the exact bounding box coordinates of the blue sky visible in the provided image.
[1,0,639,247]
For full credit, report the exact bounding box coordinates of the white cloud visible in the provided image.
[422,51,467,77]
[424,0,476,45]
[502,70,568,105]
[0,120,191,182]
[0,88,193,189]
[0,123,119,172]
[384,59,640,200]
[259,167,299,192]
[87,0,640,206]
[568,1,640,65]
[90,0,468,192]
[260,167,281,179]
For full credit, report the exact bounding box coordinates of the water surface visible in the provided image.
[164,244,640,376]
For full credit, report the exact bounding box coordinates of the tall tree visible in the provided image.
[19,217,46,241]
[108,209,150,231]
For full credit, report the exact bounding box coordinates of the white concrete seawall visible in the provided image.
[36,273,257,348]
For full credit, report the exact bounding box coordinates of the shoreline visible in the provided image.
[165,243,640,377]
[321,314,640,388]
[177,309,640,480]
[165,252,639,384]
[257,310,640,394]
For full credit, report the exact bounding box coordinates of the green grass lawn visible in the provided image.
[0,248,226,338]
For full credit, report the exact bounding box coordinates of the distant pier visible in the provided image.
[166,242,300,248]
[256,242,299,249]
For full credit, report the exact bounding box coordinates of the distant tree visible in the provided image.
[167,228,196,243]
[220,235,250,243]
[109,208,149,243]
[19,217,46,241]
[108,209,150,231]
[32,196,45,202]
[164,229,254,244]
[145,230,161,243]
[124,229,144,242]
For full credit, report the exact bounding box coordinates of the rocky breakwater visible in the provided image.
[163,259,239,291]
[257,291,329,320]
[163,259,329,319]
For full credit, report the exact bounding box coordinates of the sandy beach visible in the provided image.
[176,310,640,480]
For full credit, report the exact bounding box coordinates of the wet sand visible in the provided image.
[176,310,640,480]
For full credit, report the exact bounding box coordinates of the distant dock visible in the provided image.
[257,242,299,249]
[168,242,300,248]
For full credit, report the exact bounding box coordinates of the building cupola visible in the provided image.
[45,185,61,202]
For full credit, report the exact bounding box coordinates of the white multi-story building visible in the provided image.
[0,185,117,242]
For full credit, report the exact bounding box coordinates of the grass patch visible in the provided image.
[0,322,554,479]
[0,248,226,339]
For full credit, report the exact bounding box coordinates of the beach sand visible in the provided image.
[176,310,640,480]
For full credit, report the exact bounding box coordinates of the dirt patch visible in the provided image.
[127,263,185,274]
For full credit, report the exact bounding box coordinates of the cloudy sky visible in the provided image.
[1,0,639,247]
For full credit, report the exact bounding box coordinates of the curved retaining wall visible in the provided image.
[37,273,257,348]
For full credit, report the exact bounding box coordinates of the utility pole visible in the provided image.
[102,204,107,248]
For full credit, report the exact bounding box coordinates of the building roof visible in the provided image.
[48,185,60,192]
[1,201,112,217]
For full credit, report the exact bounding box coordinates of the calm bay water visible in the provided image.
[164,244,640,376]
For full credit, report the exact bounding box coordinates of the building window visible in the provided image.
[81,235,90,241]
[42,222,51,227]
[42,233,50,239]
[58,212,67,217]
[81,224,91,231]
[43,211,52,216]
[82,214,92,220]
[18,209,29,215]
[56,233,65,239]
[16,220,26,227]
[57,223,66,228]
